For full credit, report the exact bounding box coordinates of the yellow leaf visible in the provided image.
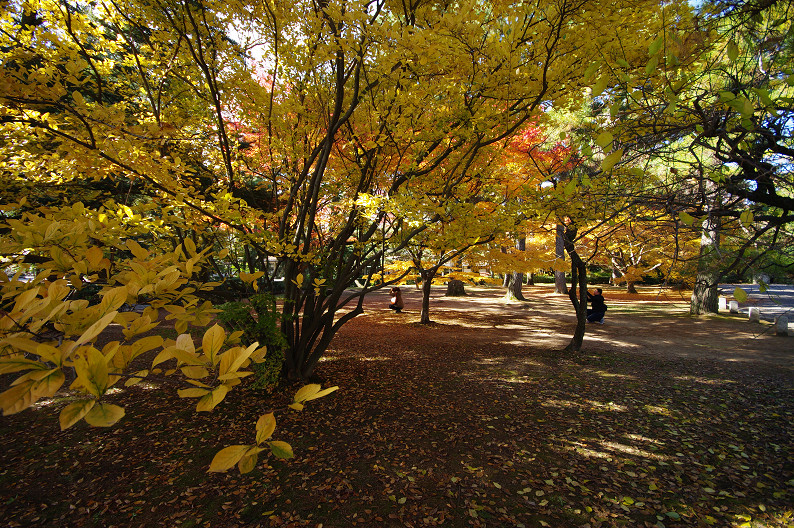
[294,383,321,403]
[0,354,46,375]
[181,366,209,379]
[601,149,624,172]
[84,402,125,427]
[178,387,211,398]
[209,445,249,472]
[100,286,128,313]
[0,380,36,415]
[595,131,613,148]
[124,370,148,387]
[75,311,118,346]
[269,441,294,459]
[302,385,339,402]
[196,385,229,412]
[256,413,276,445]
[126,239,150,260]
[59,400,96,430]
[238,453,258,474]
[202,324,225,365]
[176,333,196,354]
[36,343,63,365]
[679,211,695,226]
[0,337,42,356]
[289,402,305,411]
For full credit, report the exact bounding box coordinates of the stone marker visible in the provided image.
[775,316,789,336]
[748,307,760,323]
[718,297,727,311]
[729,300,739,313]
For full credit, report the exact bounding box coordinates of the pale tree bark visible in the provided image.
[690,211,721,314]
[504,237,527,301]
[554,224,568,294]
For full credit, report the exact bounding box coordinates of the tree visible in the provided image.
[591,0,794,312]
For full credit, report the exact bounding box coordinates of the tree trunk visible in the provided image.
[446,279,466,296]
[690,211,721,315]
[504,272,526,301]
[527,272,535,286]
[626,281,638,294]
[562,225,587,352]
[420,270,434,324]
[554,224,568,294]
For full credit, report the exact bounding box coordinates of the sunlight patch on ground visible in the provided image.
[563,439,670,462]
[598,440,670,460]
[586,400,628,412]
[358,356,392,362]
[672,375,736,385]
[624,433,666,446]
[585,369,638,380]
[643,404,674,416]
[541,399,627,412]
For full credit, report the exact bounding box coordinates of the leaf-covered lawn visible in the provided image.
[1,286,792,527]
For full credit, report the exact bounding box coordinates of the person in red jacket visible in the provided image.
[389,287,405,313]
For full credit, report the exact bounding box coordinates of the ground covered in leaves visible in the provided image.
[1,286,792,528]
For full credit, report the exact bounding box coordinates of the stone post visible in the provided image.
[748,307,760,323]
[729,300,739,313]
[775,316,790,336]
[718,297,727,311]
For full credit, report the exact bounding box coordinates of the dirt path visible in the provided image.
[1,284,792,528]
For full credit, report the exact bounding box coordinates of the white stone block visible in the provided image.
[776,316,790,336]
[729,300,739,313]
[748,307,760,323]
[718,297,727,311]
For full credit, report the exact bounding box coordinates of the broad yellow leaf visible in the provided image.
[175,333,196,354]
[178,387,210,398]
[679,211,695,226]
[238,453,258,474]
[601,149,623,172]
[195,385,229,412]
[209,445,249,472]
[1,337,43,356]
[256,413,276,444]
[126,239,149,260]
[84,402,125,427]
[181,366,209,379]
[75,311,118,346]
[100,286,128,313]
[294,383,321,403]
[59,400,96,430]
[202,324,225,365]
[0,380,36,415]
[269,441,294,459]
[595,131,613,148]
[648,35,664,56]
[36,343,63,365]
[124,370,148,387]
[289,403,305,411]
[303,385,339,402]
[0,354,46,375]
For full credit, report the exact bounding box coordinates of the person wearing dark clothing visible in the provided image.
[586,288,607,323]
[389,287,404,313]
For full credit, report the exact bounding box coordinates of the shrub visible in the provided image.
[217,294,287,394]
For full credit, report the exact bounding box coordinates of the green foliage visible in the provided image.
[217,294,287,394]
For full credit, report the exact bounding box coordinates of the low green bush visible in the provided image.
[217,293,287,394]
